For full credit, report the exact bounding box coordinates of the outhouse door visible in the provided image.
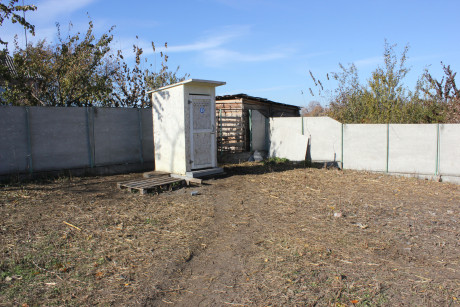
[189,95,215,169]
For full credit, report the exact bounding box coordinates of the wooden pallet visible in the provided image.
[142,171,170,179]
[117,177,185,195]
[144,171,203,186]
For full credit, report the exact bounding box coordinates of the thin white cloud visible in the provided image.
[149,26,249,54]
[408,54,445,63]
[33,0,97,21]
[203,48,287,67]
[111,25,291,67]
[354,56,382,68]
[222,84,301,95]
[115,26,250,59]
[168,31,244,52]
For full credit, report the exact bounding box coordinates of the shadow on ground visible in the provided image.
[222,161,340,176]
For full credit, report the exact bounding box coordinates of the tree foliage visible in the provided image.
[0,20,188,107]
[420,63,460,123]
[310,41,459,123]
[1,21,116,106]
[109,42,189,108]
[0,0,36,46]
[300,100,327,117]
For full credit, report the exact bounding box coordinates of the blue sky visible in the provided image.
[3,0,460,107]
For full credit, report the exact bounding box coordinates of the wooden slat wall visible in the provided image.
[216,97,300,153]
[216,99,248,153]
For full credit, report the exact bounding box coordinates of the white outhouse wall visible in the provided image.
[152,85,187,175]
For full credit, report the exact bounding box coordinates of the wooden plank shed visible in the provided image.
[215,94,300,152]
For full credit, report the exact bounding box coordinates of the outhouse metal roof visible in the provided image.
[147,79,226,94]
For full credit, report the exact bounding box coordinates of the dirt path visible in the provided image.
[147,166,460,306]
[149,180,266,306]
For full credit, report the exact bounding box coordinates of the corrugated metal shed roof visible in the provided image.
[216,93,300,110]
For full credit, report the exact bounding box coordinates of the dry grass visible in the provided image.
[1,162,459,306]
[0,174,215,305]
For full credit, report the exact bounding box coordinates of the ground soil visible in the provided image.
[1,162,459,306]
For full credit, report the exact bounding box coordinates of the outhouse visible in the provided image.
[149,79,226,177]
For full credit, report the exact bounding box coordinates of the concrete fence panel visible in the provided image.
[93,108,141,166]
[264,116,459,183]
[251,110,267,151]
[388,124,437,175]
[269,117,308,161]
[2,105,459,183]
[0,106,28,174]
[141,109,155,162]
[303,117,342,162]
[343,124,387,172]
[29,107,89,171]
[439,124,460,177]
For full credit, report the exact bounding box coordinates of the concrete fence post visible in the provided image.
[249,110,252,152]
[435,123,440,176]
[386,123,390,173]
[264,116,269,152]
[341,123,344,169]
[85,107,95,168]
[138,108,144,164]
[301,116,304,135]
[25,106,33,174]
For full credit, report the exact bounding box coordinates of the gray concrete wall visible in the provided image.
[2,106,459,184]
[439,124,460,179]
[303,117,342,162]
[93,108,141,165]
[269,116,460,183]
[251,110,267,151]
[141,108,155,162]
[0,106,155,176]
[269,117,342,162]
[269,117,308,161]
[388,124,437,175]
[0,106,29,174]
[29,107,89,171]
[343,124,387,172]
